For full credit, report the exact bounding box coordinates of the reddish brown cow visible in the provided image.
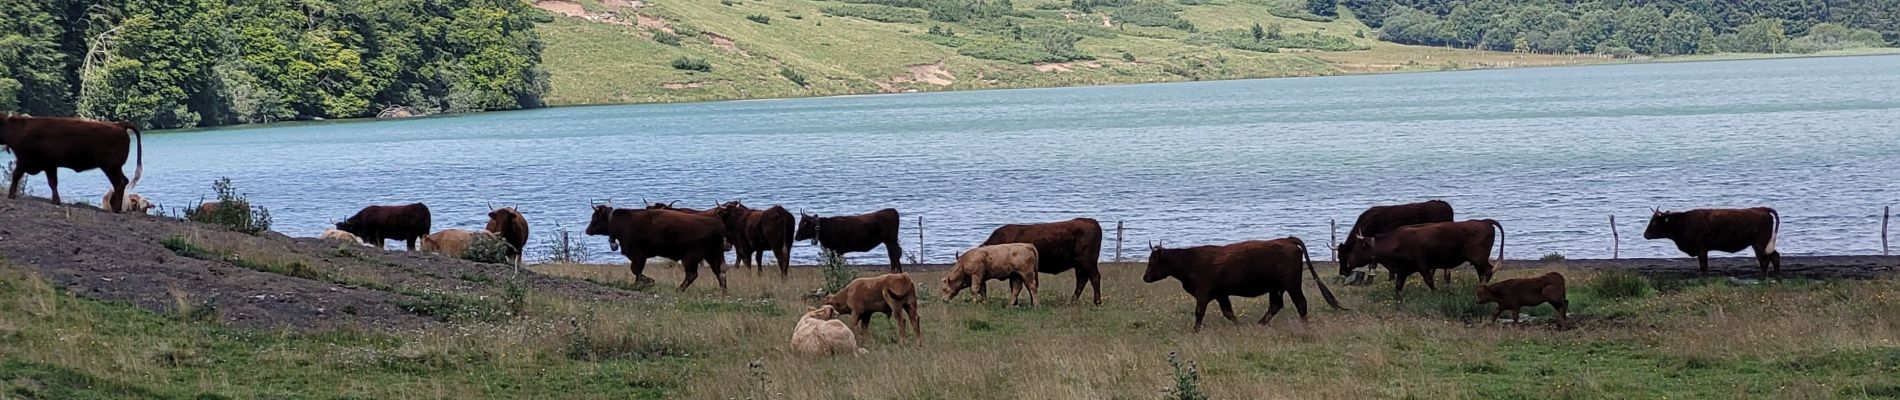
[1343,219,1504,300]
[585,205,730,294]
[1643,207,1781,278]
[1338,200,1454,278]
[715,201,796,277]
[796,209,904,272]
[334,203,433,251]
[484,206,530,268]
[0,116,144,212]
[823,273,921,345]
[980,218,1104,305]
[1476,272,1568,324]
[1142,237,1346,332]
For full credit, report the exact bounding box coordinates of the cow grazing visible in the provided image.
[796,209,905,272]
[1,116,144,212]
[823,273,921,345]
[1476,272,1568,324]
[1343,219,1504,300]
[319,228,370,246]
[1143,237,1346,332]
[484,206,530,268]
[1643,207,1781,278]
[99,191,153,214]
[585,205,730,294]
[791,305,861,357]
[980,218,1104,305]
[1337,200,1454,278]
[334,203,433,251]
[420,229,498,258]
[941,243,1040,307]
[715,201,796,277]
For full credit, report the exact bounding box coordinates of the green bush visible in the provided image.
[778,67,809,87]
[822,4,927,23]
[671,57,712,72]
[652,31,682,46]
[1589,270,1653,300]
[540,222,591,264]
[1541,252,1566,261]
[820,250,856,295]
[746,14,771,24]
[1166,352,1207,400]
[1112,2,1191,30]
[461,234,514,264]
[183,177,272,235]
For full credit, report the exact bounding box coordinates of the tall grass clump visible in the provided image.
[652,30,682,46]
[183,177,272,235]
[745,14,771,24]
[462,234,514,264]
[541,222,592,264]
[820,250,855,294]
[1589,270,1653,300]
[671,57,711,72]
[778,66,808,87]
[1166,352,1207,400]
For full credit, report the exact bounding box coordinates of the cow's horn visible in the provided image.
[668,200,679,208]
[486,201,496,211]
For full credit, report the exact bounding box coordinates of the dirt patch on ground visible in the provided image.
[893,61,954,86]
[534,0,632,25]
[705,32,747,55]
[1034,61,1101,73]
[600,0,645,8]
[636,14,674,33]
[0,197,652,332]
[662,82,705,89]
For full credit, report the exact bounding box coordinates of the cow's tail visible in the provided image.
[119,122,142,192]
[1294,238,1347,311]
[1484,219,1505,267]
[1765,208,1780,255]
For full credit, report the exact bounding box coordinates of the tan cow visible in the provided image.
[419,229,496,257]
[941,243,1040,307]
[99,191,153,214]
[823,273,921,345]
[790,305,861,356]
[320,228,371,246]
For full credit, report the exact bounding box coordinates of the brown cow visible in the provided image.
[1337,200,1454,279]
[1143,237,1346,332]
[980,218,1103,305]
[334,203,433,251]
[940,243,1040,307]
[0,116,144,212]
[715,201,796,277]
[823,273,921,345]
[1343,219,1504,300]
[484,206,530,268]
[1643,207,1781,278]
[1476,272,1567,324]
[585,205,729,294]
[796,209,904,272]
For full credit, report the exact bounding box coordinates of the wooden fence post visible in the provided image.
[1329,219,1338,262]
[1883,206,1890,256]
[916,216,925,264]
[1114,221,1125,263]
[1610,215,1620,260]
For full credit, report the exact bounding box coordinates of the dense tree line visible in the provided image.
[0,0,549,129]
[1343,0,1896,55]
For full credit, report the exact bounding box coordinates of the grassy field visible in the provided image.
[4,256,1897,399]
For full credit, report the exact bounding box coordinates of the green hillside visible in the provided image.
[533,0,1613,105]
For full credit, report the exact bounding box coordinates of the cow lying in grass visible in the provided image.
[420,229,498,258]
[941,243,1040,307]
[791,305,861,356]
[99,191,153,214]
[1476,272,1568,324]
[824,273,921,345]
[320,228,370,246]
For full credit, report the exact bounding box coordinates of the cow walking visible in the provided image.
[796,209,904,272]
[1642,207,1781,278]
[1343,219,1504,300]
[715,201,796,277]
[1337,200,1454,280]
[334,203,433,250]
[1,116,144,212]
[585,205,730,294]
[981,218,1103,305]
[1143,237,1346,332]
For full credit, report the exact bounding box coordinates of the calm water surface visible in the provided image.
[23,55,1900,263]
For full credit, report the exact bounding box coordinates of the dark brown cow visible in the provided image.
[715,201,796,277]
[980,218,1104,305]
[1342,219,1504,300]
[585,205,730,294]
[1476,272,1568,324]
[334,203,433,251]
[796,209,904,272]
[484,206,530,268]
[0,116,144,212]
[1142,237,1345,332]
[1643,207,1781,278]
[1338,200,1454,278]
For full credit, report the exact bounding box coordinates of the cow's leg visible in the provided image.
[974,279,988,304]
[1026,272,1040,307]
[856,314,874,342]
[709,254,729,296]
[885,240,904,273]
[1191,296,1211,332]
[775,243,792,278]
[1696,252,1710,276]
[405,237,418,252]
[1491,307,1505,322]
[1089,269,1103,305]
[629,253,654,284]
[1510,308,1522,323]
[1421,267,1440,291]
[906,301,921,345]
[1215,296,1238,324]
[1472,258,1497,283]
[103,168,128,213]
[881,296,907,345]
[678,256,702,293]
[1392,271,1411,303]
[1008,278,1023,308]
[1290,285,1311,324]
[42,169,58,204]
[5,167,23,199]
[1753,245,1772,280]
[1553,300,1569,324]
[1071,272,1088,304]
[1260,291,1286,326]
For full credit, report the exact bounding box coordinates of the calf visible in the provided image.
[1343,219,1504,300]
[484,206,530,268]
[420,229,498,258]
[980,218,1104,305]
[319,228,370,246]
[334,203,433,251]
[797,209,905,272]
[790,305,861,356]
[585,205,730,294]
[1643,207,1781,278]
[941,243,1040,307]
[1143,237,1346,332]
[1,116,144,212]
[1475,272,1568,323]
[823,273,921,345]
[99,191,153,214]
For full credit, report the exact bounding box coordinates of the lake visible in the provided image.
[18,55,1900,264]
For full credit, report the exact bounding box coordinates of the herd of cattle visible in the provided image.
[2,115,1792,347]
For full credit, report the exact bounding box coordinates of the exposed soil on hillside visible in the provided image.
[0,197,652,332]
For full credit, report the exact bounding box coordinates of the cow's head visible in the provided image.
[1474,284,1496,304]
[794,213,819,242]
[939,262,973,301]
[333,214,364,236]
[585,205,614,236]
[1336,234,1363,277]
[1643,207,1683,240]
[713,201,749,226]
[1142,241,1177,283]
[486,207,524,233]
[803,305,840,321]
[820,292,851,315]
[1339,234,1379,276]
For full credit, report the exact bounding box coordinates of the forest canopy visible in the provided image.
[0,0,549,129]
[1343,0,1896,56]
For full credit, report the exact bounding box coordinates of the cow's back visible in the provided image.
[1353,200,1454,237]
[4,118,133,171]
[981,218,1101,274]
[1181,240,1304,296]
[1684,208,1777,253]
[613,209,725,256]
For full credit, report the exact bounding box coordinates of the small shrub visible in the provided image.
[787,14,803,19]
[671,56,711,72]
[1121,51,1135,61]
[720,0,738,5]
[1166,352,1207,400]
[652,30,681,46]
[541,222,592,264]
[1540,252,1566,261]
[460,234,514,264]
[1589,270,1653,300]
[778,66,809,87]
[746,14,771,24]
[820,250,856,294]
[183,177,272,235]
[395,291,511,323]
[824,4,927,23]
